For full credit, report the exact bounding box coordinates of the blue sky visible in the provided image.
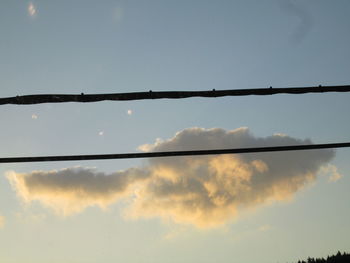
[0,1,350,262]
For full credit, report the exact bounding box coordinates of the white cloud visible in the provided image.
[98,131,104,136]
[320,164,343,182]
[138,138,163,152]
[329,172,342,182]
[127,110,133,115]
[7,127,335,228]
[28,2,37,17]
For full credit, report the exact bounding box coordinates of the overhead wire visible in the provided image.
[2,84,350,163]
[1,142,350,163]
[1,84,350,105]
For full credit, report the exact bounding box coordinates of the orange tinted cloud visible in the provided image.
[7,127,335,227]
[7,167,148,216]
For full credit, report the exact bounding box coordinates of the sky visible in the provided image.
[0,1,350,262]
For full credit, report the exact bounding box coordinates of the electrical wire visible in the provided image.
[1,142,349,163]
[1,85,350,105]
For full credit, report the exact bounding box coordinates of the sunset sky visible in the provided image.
[1,1,350,262]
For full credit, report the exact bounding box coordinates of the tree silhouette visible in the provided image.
[294,251,350,263]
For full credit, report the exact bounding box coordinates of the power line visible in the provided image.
[1,142,349,163]
[1,85,350,105]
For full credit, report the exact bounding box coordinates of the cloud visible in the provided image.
[7,127,335,227]
[0,216,5,228]
[7,167,148,216]
[126,127,334,227]
[28,2,37,17]
[320,164,343,182]
[328,171,342,182]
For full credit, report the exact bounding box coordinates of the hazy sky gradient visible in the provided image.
[1,1,350,262]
